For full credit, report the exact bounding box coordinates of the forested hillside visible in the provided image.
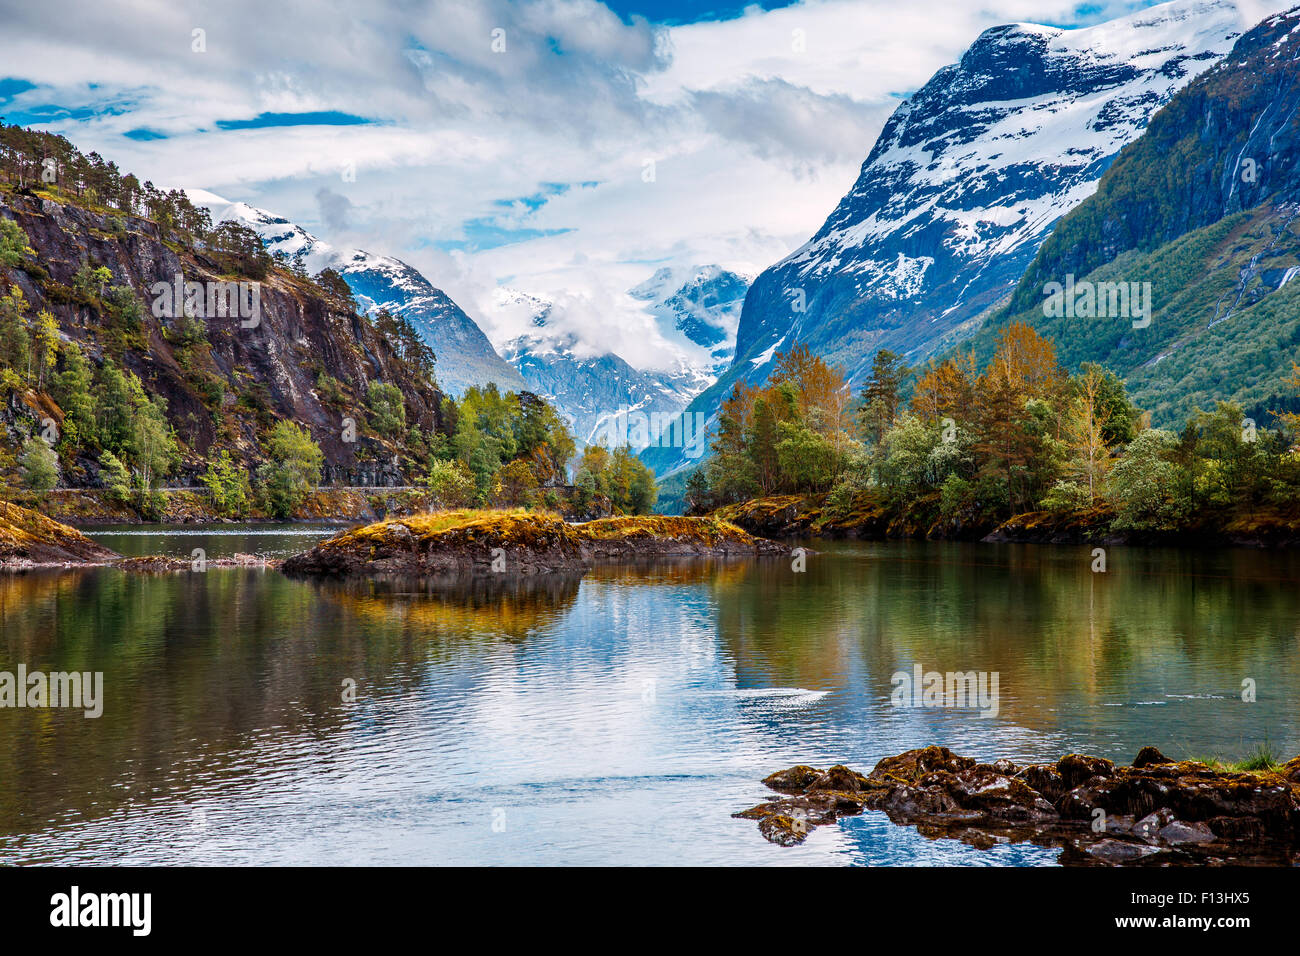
[973,7,1300,426]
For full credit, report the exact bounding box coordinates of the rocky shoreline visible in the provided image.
[18,487,450,527]
[714,494,1300,549]
[0,502,119,568]
[737,746,1300,864]
[282,511,791,577]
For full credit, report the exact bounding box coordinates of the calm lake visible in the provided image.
[1,525,1298,865]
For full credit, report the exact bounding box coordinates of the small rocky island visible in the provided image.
[0,502,118,569]
[282,510,791,576]
[738,746,1300,865]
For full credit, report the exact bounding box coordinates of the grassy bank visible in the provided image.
[282,509,787,576]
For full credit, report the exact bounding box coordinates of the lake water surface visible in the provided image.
[1,526,1297,865]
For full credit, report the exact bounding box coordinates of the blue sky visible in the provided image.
[605,0,801,23]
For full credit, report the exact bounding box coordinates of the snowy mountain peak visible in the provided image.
[187,190,524,396]
[731,0,1252,378]
[643,0,1258,480]
[628,263,751,363]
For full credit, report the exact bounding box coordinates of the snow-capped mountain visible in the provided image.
[494,287,704,449]
[188,191,525,396]
[629,264,750,376]
[643,0,1254,478]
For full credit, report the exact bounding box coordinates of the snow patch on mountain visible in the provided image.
[494,286,708,450]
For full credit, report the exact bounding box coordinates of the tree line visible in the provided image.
[420,385,656,515]
[686,323,1300,534]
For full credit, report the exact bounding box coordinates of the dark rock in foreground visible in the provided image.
[282,511,792,577]
[736,746,1300,864]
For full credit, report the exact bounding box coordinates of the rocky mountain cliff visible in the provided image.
[194,193,526,397]
[968,4,1300,425]
[1007,5,1300,303]
[0,188,441,487]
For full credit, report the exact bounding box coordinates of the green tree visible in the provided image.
[683,468,713,515]
[858,349,910,445]
[94,359,135,454]
[776,420,840,492]
[417,458,475,509]
[201,450,252,518]
[1104,429,1187,532]
[366,381,407,439]
[72,263,112,300]
[0,284,32,385]
[257,421,324,518]
[127,391,179,516]
[97,450,131,505]
[19,437,58,495]
[31,309,59,390]
[51,343,96,450]
[0,218,33,267]
[607,446,657,514]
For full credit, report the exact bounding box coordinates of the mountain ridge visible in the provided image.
[190,191,527,397]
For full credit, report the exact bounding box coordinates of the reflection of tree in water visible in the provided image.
[0,561,748,844]
[709,542,1300,740]
[314,559,761,641]
[0,568,586,841]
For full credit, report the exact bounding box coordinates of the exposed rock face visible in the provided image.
[736,746,1300,864]
[281,512,791,577]
[974,6,1300,427]
[715,494,1300,549]
[0,501,118,567]
[196,193,525,398]
[1009,6,1300,315]
[0,190,441,488]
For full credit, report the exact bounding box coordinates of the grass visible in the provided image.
[1185,741,1283,773]
[325,508,760,552]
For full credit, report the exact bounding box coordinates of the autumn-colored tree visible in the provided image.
[984,322,1064,400]
[1062,364,1114,500]
[974,324,1066,513]
[770,344,851,445]
[911,353,976,424]
[493,458,539,508]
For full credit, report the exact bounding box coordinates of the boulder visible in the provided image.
[737,745,1300,864]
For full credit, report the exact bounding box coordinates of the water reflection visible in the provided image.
[0,538,1297,864]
